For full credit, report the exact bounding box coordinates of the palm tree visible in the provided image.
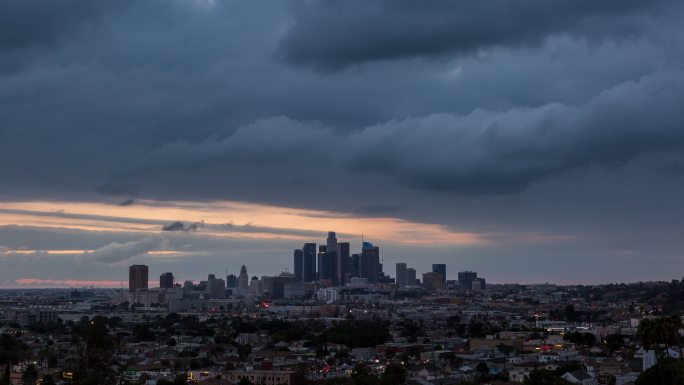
[638,318,668,385]
[664,315,683,360]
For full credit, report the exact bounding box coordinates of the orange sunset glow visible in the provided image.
[0,199,484,245]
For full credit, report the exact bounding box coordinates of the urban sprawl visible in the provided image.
[1,231,683,385]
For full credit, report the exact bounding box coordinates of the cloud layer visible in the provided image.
[1,0,684,284]
[278,0,675,70]
[77,237,169,265]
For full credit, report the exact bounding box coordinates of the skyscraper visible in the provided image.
[293,249,304,282]
[159,272,174,289]
[129,265,148,292]
[336,242,350,285]
[360,242,380,283]
[407,268,417,286]
[432,264,446,285]
[207,274,226,299]
[396,263,408,286]
[326,231,337,252]
[317,245,327,280]
[351,253,361,277]
[302,243,317,282]
[458,271,478,290]
[239,265,249,292]
[324,231,339,284]
[226,274,238,288]
[318,250,336,284]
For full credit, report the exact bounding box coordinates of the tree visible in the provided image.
[603,334,625,353]
[476,361,490,382]
[350,364,377,385]
[636,357,684,385]
[41,375,56,385]
[380,363,406,385]
[238,344,252,360]
[21,365,38,385]
[634,315,684,384]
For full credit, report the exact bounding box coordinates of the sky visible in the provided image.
[2,0,684,287]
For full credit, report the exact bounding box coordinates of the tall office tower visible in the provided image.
[318,250,336,283]
[302,243,317,282]
[293,249,304,282]
[351,254,361,277]
[129,265,149,292]
[317,245,327,280]
[239,265,249,291]
[159,272,174,289]
[207,274,226,299]
[226,274,238,288]
[360,242,380,283]
[323,231,339,285]
[336,242,350,285]
[432,264,447,285]
[458,271,478,290]
[422,272,444,291]
[407,268,417,286]
[326,231,337,252]
[396,263,408,286]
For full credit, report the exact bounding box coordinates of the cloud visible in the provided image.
[77,237,168,265]
[133,71,684,195]
[161,221,203,232]
[0,0,131,51]
[278,0,677,70]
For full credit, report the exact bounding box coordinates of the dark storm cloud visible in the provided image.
[279,0,675,70]
[0,0,131,50]
[132,71,684,195]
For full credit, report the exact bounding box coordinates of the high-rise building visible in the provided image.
[326,231,337,253]
[263,273,297,300]
[207,274,226,299]
[159,272,174,289]
[129,265,148,292]
[396,263,408,286]
[322,232,339,285]
[226,274,238,288]
[317,245,327,280]
[293,249,304,282]
[239,265,249,292]
[458,271,478,290]
[422,272,444,291]
[407,268,417,286]
[360,242,380,283]
[336,242,350,285]
[318,250,336,284]
[350,253,360,277]
[302,243,317,282]
[432,264,446,285]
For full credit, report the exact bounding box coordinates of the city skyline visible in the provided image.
[3,1,684,287]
